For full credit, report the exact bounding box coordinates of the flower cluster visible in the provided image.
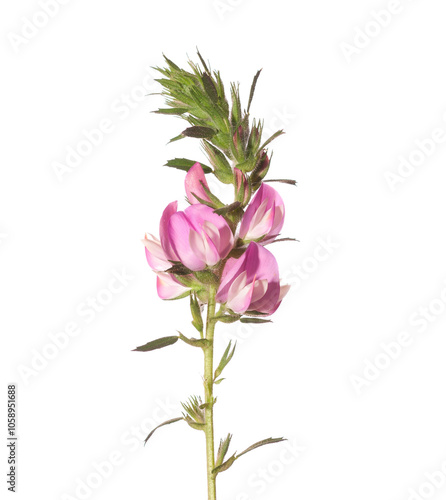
[143,163,290,316]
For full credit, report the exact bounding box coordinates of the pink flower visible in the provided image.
[239,184,285,243]
[156,272,189,300]
[159,201,234,271]
[185,163,211,205]
[142,234,190,300]
[216,242,290,315]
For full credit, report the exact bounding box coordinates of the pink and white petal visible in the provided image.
[245,205,275,240]
[142,234,170,271]
[227,277,256,314]
[185,163,211,205]
[156,273,188,300]
[168,213,205,271]
[159,201,179,261]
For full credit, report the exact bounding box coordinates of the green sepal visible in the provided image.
[132,336,179,352]
[193,270,219,286]
[185,418,206,431]
[202,140,233,184]
[144,417,183,445]
[165,158,213,174]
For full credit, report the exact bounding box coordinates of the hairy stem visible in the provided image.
[204,285,217,500]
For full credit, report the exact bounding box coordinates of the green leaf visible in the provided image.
[216,434,233,468]
[168,133,185,144]
[182,126,216,139]
[264,178,297,186]
[240,317,272,324]
[144,417,183,444]
[178,332,209,348]
[182,396,205,426]
[237,437,286,459]
[196,48,210,73]
[213,202,242,216]
[247,69,262,112]
[212,454,236,474]
[189,293,203,334]
[213,314,241,324]
[259,129,284,151]
[154,107,188,115]
[214,378,225,384]
[132,336,179,352]
[266,237,299,244]
[202,72,218,104]
[214,341,236,380]
[165,158,213,174]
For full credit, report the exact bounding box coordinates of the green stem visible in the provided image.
[204,285,217,500]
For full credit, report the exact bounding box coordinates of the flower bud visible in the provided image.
[234,168,251,206]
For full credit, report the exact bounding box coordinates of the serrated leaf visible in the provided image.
[132,336,179,352]
[247,69,262,112]
[144,417,183,444]
[182,126,216,139]
[154,107,188,115]
[214,341,236,380]
[240,317,272,324]
[237,437,286,459]
[165,158,213,174]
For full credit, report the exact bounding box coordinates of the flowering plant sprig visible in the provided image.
[135,51,296,500]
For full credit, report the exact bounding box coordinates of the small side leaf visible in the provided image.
[213,201,242,216]
[178,332,209,348]
[264,178,297,186]
[212,454,237,474]
[165,158,213,174]
[247,69,262,112]
[259,130,284,151]
[133,336,179,352]
[182,126,216,139]
[202,72,218,104]
[214,341,236,380]
[237,437,286,459]
[240,317,272,324]
[216,434,233,468]
[154,107,189,115]
[144,417,183,444]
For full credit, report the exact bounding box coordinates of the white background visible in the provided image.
[2,1,446,499]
